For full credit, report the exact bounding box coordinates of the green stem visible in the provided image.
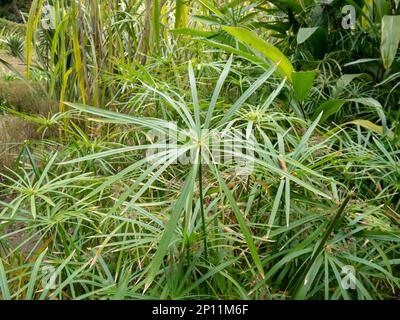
[198,148,208,260]
[292,193,352,299]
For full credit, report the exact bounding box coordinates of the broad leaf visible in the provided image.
[313,97,387,132]
[344,120,394,139]
[381,15,400,69]
[297,27,319,44]
[170,28,219,38]
[313,99,347,123]
[222,26,294,82]
[292,70,317,103]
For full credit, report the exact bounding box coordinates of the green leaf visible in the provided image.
[355,230,400,242]
[293,194,352,299]
[313,99,347,123]
[26,249,48,300]
[197,0,224,19]
[349,98,387,134]
[0,258,10,300]
[205,54,233,128]
[38,250,77,299]
[174,0,186,28]
[333,73,373,97]
[344,58,380,67]
[336,74,371,88]
[219,65,277,125]
[294,255,323,299]
[265,178,286,239]
[272,0,303,12]
[217,176,265,279]
[180,258,238,296]
[151,0,161,52]
[343,120,394,139]
[201,39,270,70]
[297,27,327,58]
[313,97,386,130]
[170,28,219,38]
[188,61,201,134]
[26,0,45,80]
[292,70,317,103]
[297,27,319,44]
[381,15,400,69]
[222,26,294,82]
[144,167,196,292]
[292,112,323,159]
[192,15,221,25]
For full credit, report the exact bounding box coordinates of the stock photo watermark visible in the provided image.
[341,265,356,290]
[41,265,57,290]
[342,5,356,30]
[41,4,56,30]
[39,3,359,31]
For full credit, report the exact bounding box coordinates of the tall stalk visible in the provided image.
[198,147,208,260]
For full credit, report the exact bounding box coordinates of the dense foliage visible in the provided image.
[0,0,399,300]
[0,0,32,21]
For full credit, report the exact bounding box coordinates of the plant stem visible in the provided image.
[292,193,352,298]
[198,147,208,260]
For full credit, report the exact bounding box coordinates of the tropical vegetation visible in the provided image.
[0,0,400,300]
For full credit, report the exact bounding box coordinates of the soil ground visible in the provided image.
[0,50,47,169]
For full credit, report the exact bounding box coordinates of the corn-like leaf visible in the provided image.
[292,70,317,103]
[222,26,294,82]
[381,15,400,69]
